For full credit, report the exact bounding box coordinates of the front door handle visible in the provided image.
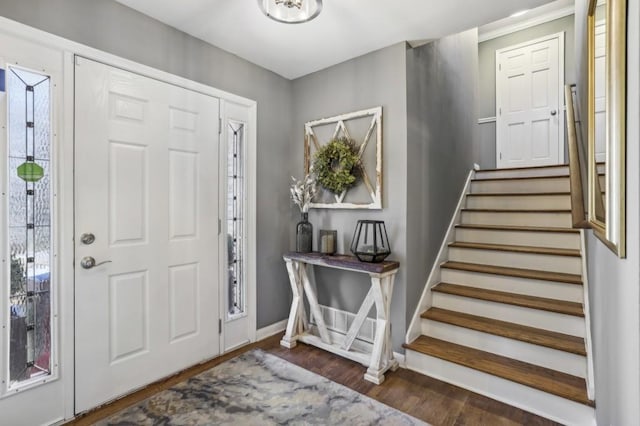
[550,109,557,116]
[80,256,112,269]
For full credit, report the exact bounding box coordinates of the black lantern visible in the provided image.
[350,220,391,263]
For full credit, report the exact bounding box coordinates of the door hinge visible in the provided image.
[219,118,222,134]
[218,218,222,235]
[500,152,503,159]
[499,63,501,71]
[499,107,502,115]
[219,319,222,334]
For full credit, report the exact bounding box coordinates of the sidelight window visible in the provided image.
[5,66,54,388]
[226,121,246,319]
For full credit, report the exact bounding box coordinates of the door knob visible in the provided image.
[550,109,557,116]
[80,256,112,269]
[80,233,95,245]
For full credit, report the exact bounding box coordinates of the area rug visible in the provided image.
[99,349,427,425]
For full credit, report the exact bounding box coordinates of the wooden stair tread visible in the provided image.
[461,208,571,213]
[432,283,584,317]
[449,241,581,257]
[422,307,586,355]
[466,192,570,197]
[472,175,569,182]
[403,336,593,406]
[441,261,583,285]
[476,164,569,173]
[455,224,579,233]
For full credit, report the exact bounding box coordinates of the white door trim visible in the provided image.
[218,100,258,354]
[495,31,565,168]
[0,15,257,422]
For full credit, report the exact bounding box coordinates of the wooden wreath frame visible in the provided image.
[304,107,382,210]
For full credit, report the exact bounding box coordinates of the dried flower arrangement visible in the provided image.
[290,173,317,213]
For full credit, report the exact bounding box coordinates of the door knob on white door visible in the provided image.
[550,109,557,116]
[80,256,112,269]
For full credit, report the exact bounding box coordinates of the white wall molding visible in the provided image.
[479,6,574,43]
[256,319,288,341]
[478,116,496,124]
[580,230,596,399]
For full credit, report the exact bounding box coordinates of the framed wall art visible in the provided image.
[304,107,382,209]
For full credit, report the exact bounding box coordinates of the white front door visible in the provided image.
[496,34,564,168]
[74,57,220,412]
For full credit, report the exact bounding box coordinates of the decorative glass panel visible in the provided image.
[226,122,245,318]
[6,67,53,387]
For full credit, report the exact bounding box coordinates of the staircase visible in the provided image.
[404,165,596,425]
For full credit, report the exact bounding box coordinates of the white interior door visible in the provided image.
[74,57,220,412]
[496,34,564,168]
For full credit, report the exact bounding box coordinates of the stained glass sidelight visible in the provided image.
[227,122,245,318]
[7,67,53,387]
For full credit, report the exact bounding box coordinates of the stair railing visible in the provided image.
[565,84,589,228]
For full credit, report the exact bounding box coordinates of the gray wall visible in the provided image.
[575,0,640,424]
[477,15,575,169]
[291,43,409,351]
[0,0,295,328]
[405,29,480,327]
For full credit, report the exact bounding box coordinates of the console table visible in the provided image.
[281,252,400,384]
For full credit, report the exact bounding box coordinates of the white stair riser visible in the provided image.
[448,247,582,275]
[455,228,580,250]
[431,292,585,337]
[474,166,570,180]
[440,268,583,302]
[461,211,572,228]
[405,350,596,426]
[471,178,570,194]
[421,319,587,378]
[466,194,571,210]
[598,174,605,188]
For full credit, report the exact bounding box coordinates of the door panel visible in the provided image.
[497,36,562,168]
[74,57,220,413]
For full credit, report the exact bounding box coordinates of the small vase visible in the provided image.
[296,212,313,253]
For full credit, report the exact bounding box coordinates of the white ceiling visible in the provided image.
[115,0,563,80]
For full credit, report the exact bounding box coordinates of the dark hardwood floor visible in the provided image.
[68,333,560,426]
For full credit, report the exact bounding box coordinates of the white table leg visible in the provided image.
[364,272,398,384]
[300,263,332,345]
[383,274,399,372]
[281,260,304,348]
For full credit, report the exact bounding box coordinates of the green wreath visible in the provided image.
[312,137,360,194]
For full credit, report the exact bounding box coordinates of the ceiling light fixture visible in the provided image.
[258,0,323,24]
[510,9,530,18]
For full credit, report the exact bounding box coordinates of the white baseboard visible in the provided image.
[393,352,406,368]
[256,319,288,341]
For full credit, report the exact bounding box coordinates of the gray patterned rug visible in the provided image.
[99,349,427,425]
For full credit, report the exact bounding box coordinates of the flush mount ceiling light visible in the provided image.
[258,0,323,24]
